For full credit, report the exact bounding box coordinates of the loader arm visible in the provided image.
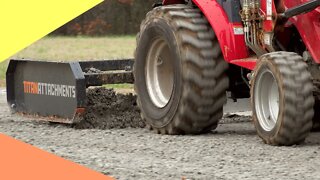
[284,0,320,63]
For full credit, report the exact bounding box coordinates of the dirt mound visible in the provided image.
[74,87,145,129]
[220,114,252,124]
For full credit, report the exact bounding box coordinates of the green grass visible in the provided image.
[13,35,136,60]
[0,61,8,87]
[0,36,136,86]
[104,83,133,89]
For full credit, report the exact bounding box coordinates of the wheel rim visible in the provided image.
[146,38,174,108]
[254,68,280,132]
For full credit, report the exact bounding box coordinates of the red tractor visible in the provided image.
[6,0,320,146]
[134,0,320,145]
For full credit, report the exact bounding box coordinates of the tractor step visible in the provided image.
[6,59,134,124]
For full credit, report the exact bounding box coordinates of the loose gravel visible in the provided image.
[1,89,320,180]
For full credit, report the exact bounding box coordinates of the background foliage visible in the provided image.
[51,0,156,36]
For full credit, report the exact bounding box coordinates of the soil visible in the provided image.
[74,87,145,129]
[73,87,251,130]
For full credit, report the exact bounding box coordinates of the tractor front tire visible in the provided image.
[134,5,229,134]
[251,52,314,145]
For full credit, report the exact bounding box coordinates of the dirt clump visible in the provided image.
[74,87,145,129]
[220,114,252,124]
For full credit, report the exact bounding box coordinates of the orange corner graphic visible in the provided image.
[0,134,113,180]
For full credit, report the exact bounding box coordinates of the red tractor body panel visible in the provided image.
[230,58,257,70]
[163,0,320,66]
[193,0,249,61]
[285,0,320,63]
[163,0,249,62]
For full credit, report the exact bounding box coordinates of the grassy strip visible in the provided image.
[104,83,134,89]
[0,36,136,87]
[0,61,8,87]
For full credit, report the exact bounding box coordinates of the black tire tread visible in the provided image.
[252,51,314,145]
[135,5,228,134]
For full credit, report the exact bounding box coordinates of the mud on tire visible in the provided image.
[251,52,314,145]
[134,4,229,134]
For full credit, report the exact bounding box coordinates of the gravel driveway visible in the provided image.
[1,89,320,180]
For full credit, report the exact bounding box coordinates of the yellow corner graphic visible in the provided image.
[0,0,103,62]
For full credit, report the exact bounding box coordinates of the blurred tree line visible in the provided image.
[51,0,156,36]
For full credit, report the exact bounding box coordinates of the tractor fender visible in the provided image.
[163,0,249,61]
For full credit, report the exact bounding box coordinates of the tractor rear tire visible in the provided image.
[134,5,228,134]
[251,52,314,145]
[312,100,320,131]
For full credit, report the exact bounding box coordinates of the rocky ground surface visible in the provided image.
[1,88,320,180]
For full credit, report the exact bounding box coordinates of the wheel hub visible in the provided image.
[146,38,174,108]
[254,69,280,131]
